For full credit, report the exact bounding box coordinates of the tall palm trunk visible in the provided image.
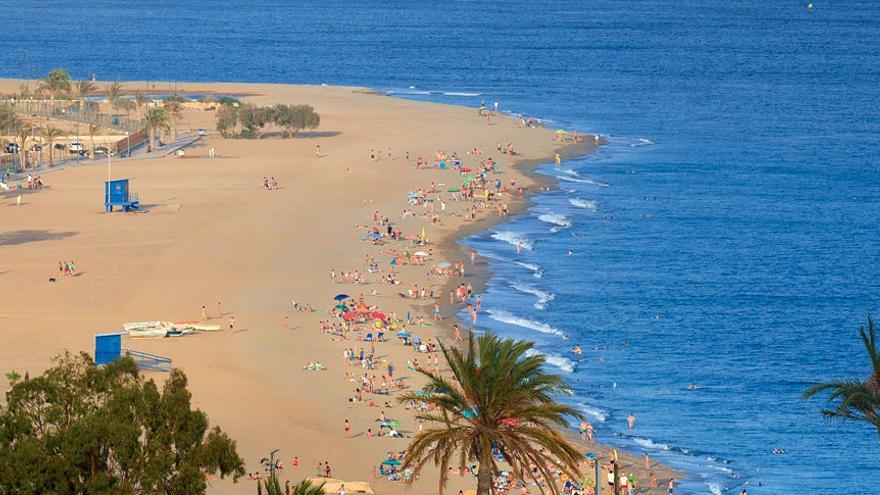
[476,449,493,495]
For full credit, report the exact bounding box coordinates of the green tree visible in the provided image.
[106,81,125,112]
[146,107,169,151]
[163,99,183,141]
[216,105,238,138]
[398,333,584,495]
[15,125,32,172]
[0,104,20,135]
[804,315,880,438]
[41,126,64,167]
[76,80,97,120]
[272,104,320,137]
[0,352,245,494]
[237,104,274,138]
[38,68,72,101]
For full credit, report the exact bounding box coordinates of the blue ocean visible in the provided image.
[3,1,878,493]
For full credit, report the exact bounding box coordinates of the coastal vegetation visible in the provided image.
[216,102,319,139]
[0,352,245,494]
[398,333,584,495]
[804,315,880,438]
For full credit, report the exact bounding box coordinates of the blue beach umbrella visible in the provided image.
[334,294,350,301]
[396,330,410,339]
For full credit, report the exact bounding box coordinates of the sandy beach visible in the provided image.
[0,80,678,494]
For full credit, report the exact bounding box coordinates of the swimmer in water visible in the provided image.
[571,345,582,355]
[567,249,573,256]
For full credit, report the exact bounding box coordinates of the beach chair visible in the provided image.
[377,332,385,342]
[364,333,373,342]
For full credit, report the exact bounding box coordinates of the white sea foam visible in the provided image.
[569,198,598,211]
[538,213,572,229]
[487,309,566,337]
[633,437,671,451]
[509,281,555,309]
[491,231,534,251]
[525,349,575,373]
[477,252,542,277]
[558,175,609,187]
[513,261,543,278]
[443,92,481,97]
[580,404,608,423]
[708,483,722,495]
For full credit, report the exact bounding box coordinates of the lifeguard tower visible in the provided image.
[104,178,140,212]
[94,332,172,372]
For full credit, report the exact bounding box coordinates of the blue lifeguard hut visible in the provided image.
[104,178,139,212]
[95,332,124,365]
[94,332,172,372]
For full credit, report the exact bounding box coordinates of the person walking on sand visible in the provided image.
[627,413,636,430]
[228,315,235,331]
[315,144,321,157]
[201,305,208,320]
[667,478,675,495]
[344,419,351,438]
[644,452,650,469]
[216,300,221,319]
[292,456,299,469]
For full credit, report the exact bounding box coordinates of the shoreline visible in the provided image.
[0,78,680,493]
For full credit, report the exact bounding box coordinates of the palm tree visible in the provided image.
[146,107,169,151]
[106,81,124,113]
[76,79,97,121]
[38,68,72,101]
[16,126,32,172]
[163,99,183,141]
[398,333,585,495]
[804,315,880,438]
[88,124,100,160]
[135,93,150,120]
[41,126,64,167]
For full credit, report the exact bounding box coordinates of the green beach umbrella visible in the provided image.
[335,304,348,311]
[381,459,402,466]
[447,187,460,192]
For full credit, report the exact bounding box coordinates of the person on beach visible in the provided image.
[292,456,299,469]
[555,152,561,166]
[228,315,235,331]
[216,300,222,319]
[667,478,675,495]
[644,452,650,469]
[344,419,351,437]
[627,413,636,430]
[201,305,208,320]
[315,145,321,157]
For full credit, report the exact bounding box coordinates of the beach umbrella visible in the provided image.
[334,294,350,301]
[436,261,452,269]
[371,311,386,320]
[420,226,426,240]
[447,187,460,192]
[367,232,381,239]
[356,304,370,313]
[335,304,348,311]
[396,330,410,338]
[413,251,429,257]
[342,311,359,321]
[460,168,472,173]
[381,459,402,466]
[584,452,596,459]
[390,257,398,265]
[386,420,401,427]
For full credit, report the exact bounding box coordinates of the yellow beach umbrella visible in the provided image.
[421,226,426,240]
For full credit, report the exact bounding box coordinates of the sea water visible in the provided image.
[3,1,878,493]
